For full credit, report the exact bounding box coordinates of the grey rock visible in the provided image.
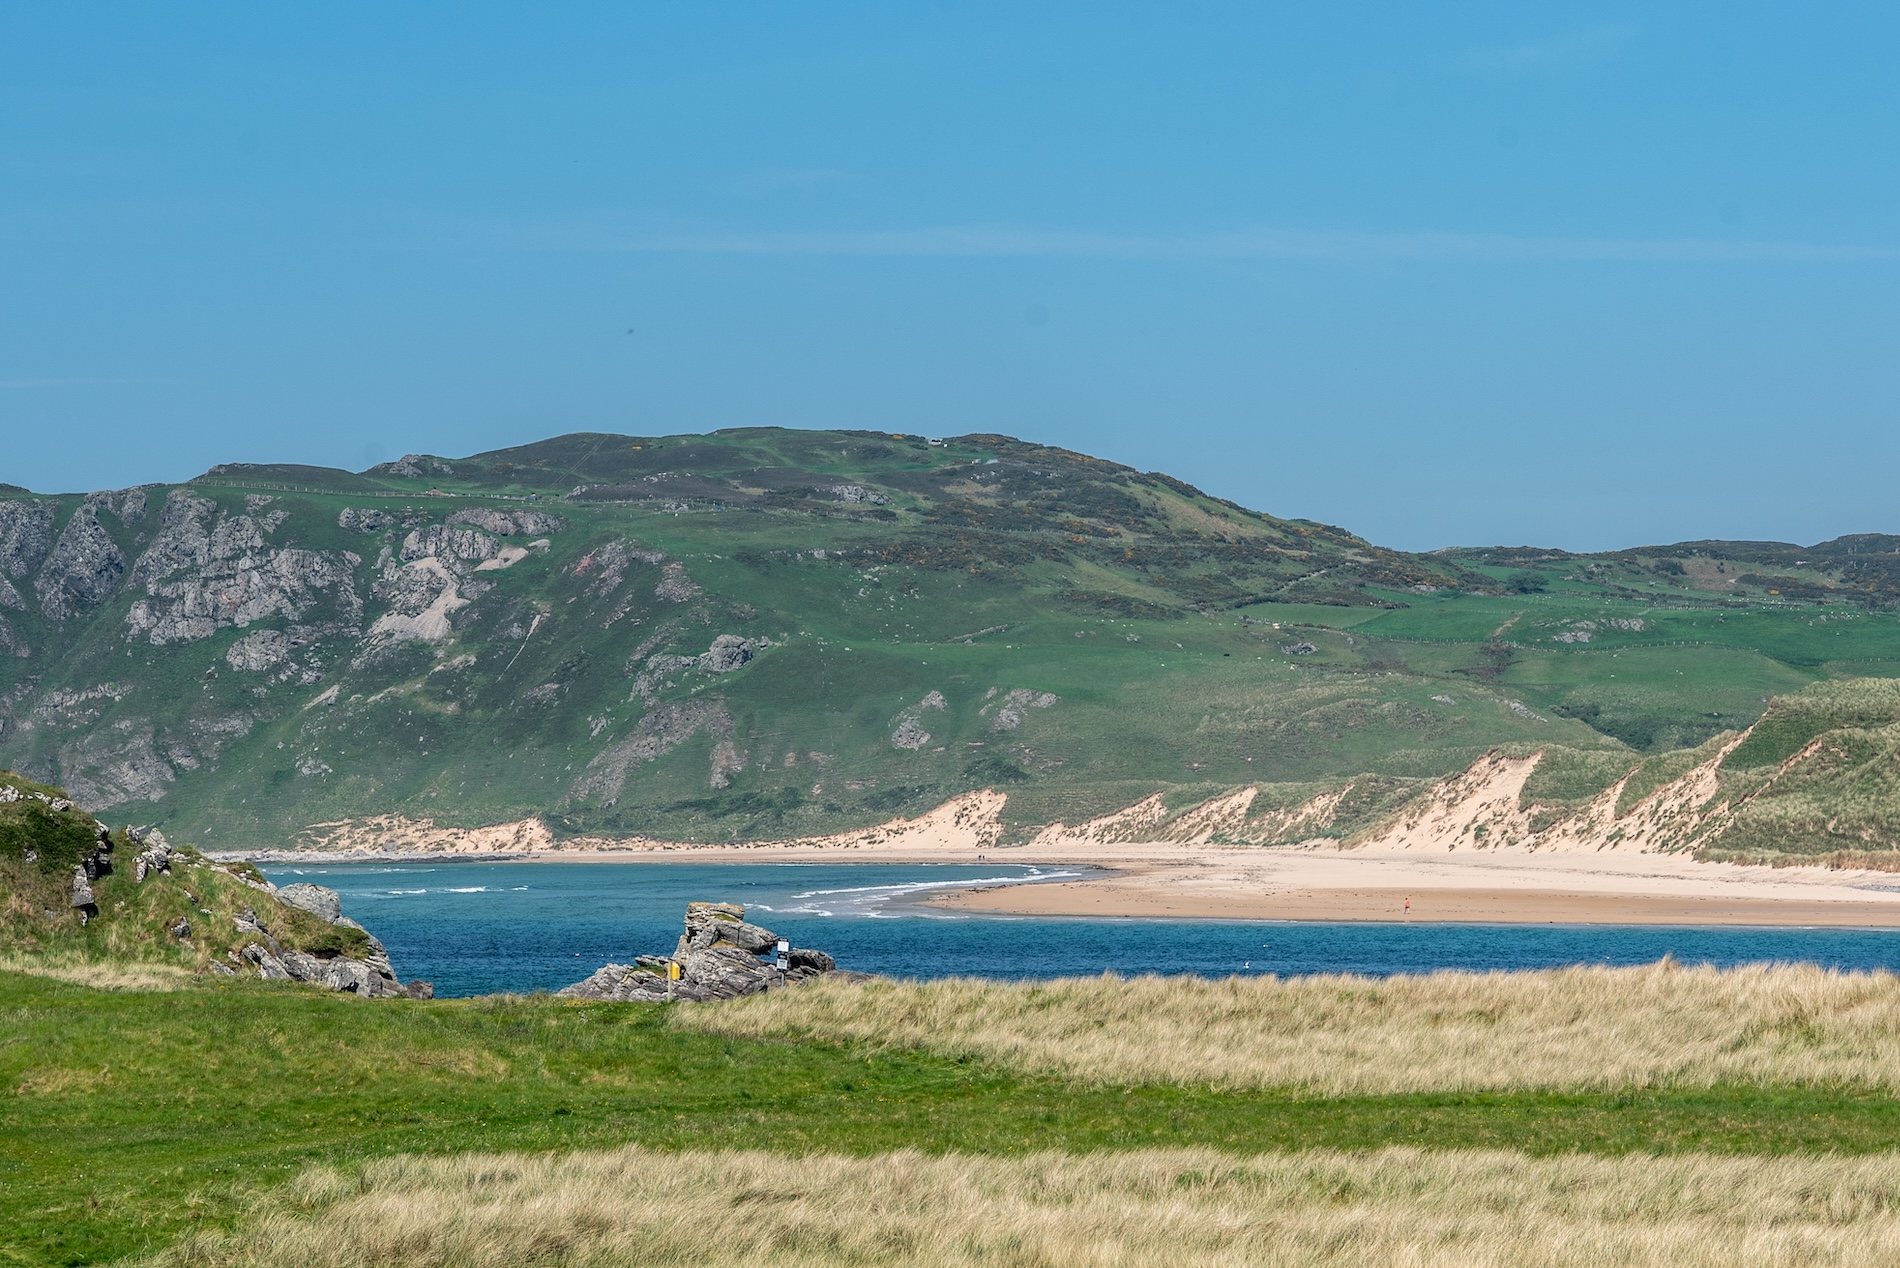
[713,920,779,955]
[446,507,565,537]
[654,560,700,602]
[127,546,360,647]
[337,507,394,533]
[0,574,23,612]
[168,918,191,939]
[402,980,434,1000]
[130,491,217,586]
[513,510,566,535]
[276,883,342,923]
[0,499,56,580]
[321,958,376,994]
[70,868,95,908]
[242,942,292,980]
[36,497,128,620]
[987,688,1059,732]
[569,699,737,805]
[279,950,324,982]
[208,959,236,977]
[1282,642,1319,655]
[890,718,931,750]
[225,628,290,672]
[699,633,765,673]
[829,484,890,506]
[681,946,775,997]
[373,454,455,479]
[557,963,671,1002]
[400,524,499,565]
[134,843,172,883]
[562,901,844,1003]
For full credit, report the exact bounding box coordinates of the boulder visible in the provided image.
[279,950,324,982]
[70,868,96,909]
[242,942,292,980]
[788,948,835,973]
[682,946,776,997]
[699,634,764,673]
[276,883,342,923]
[557,963,671,1003]
[321,959,377,995]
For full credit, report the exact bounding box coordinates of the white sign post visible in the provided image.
[775,938,790,988]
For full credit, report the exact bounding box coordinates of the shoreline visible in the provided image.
[222,838,1900,929]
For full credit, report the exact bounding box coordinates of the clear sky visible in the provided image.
[4,4,1897,551]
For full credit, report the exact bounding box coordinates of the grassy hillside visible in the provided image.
[0,768,374,973]
[2,428,1898,846]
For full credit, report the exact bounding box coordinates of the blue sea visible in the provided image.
[259,860,1900,998]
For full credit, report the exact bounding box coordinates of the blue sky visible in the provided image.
[3,3,1897,550]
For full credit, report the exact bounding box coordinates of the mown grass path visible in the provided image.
[7,974,1900,1265]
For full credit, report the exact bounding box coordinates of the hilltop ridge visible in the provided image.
[2,427,1898,849]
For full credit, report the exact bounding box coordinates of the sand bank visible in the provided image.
[222,782,1900,927]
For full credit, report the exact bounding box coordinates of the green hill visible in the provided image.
[2,427,1898,847]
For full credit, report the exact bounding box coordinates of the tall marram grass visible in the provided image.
[147,1145,1900,1267]
[677,962,1900,1094]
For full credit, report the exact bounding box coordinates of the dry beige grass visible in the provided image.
[144,1145,1900,1267]
[0,951,189,992]
[676,962,1900,1094]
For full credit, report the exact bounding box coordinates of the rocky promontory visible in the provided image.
[558,901,856,1002]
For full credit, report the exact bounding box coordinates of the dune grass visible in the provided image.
[677,961,1900,1095]
[143,1144,1900,1267]
[18,967,1900,1264]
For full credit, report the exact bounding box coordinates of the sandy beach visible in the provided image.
[922,852,1900,927]
[231,785,1900,928]
[228,833,1900,928]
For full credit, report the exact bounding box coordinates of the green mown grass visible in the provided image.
[8,974,1900,1266]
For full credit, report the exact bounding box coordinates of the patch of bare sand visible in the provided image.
[256,791,1009,863]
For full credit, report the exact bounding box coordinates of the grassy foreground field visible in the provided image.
[11,966,1900,1264]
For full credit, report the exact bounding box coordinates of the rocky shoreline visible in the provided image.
[557,901,861,1002]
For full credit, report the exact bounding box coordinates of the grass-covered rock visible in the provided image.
[0,768,419,993]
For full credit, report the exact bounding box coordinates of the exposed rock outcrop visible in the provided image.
[337,507,394,533]
[36,496,129,620]
[125,492,362,646]
[569,699,739,803]
[0,499,56,582]
[276,882,343,923]
[557,901,847,1003]
[237,881,431,998]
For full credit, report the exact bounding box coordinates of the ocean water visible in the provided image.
[261,860,1900,998]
